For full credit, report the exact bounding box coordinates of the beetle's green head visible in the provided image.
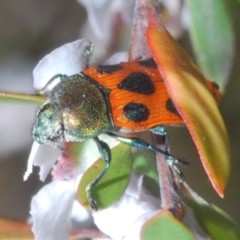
[32,74,112,148]
[33,103,64,146]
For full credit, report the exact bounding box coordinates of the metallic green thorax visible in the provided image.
[33,74,112,145]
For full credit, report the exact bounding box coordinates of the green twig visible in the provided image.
[0,91,46,106]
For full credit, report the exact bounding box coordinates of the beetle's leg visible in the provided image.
[151,126,185,175]
[151,126,167,136]
[108,132,188,165]
[151,126,168,153]
[38,74,68,95]
[86,136,111,211]
[151,126,169,151]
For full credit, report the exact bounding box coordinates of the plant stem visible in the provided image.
[0,91,46,105]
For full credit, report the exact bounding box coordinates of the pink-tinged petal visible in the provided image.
[104,51,129,64]
[53,135,119,180]
[30,180,75,240]
[33,39,92,91]
[146,8,230,196]
[52,150,80,180]
[78,0,134,39]
[24,141,61,181]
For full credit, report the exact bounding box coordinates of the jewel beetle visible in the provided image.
[33,58,220,210]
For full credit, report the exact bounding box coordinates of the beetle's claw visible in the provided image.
[89,198,98,212]
[87,190,98,211]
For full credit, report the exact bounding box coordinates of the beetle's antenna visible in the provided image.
[46,140,68,154]
[38,74,68,95]
[57,145,68,154]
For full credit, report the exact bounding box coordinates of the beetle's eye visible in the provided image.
[48,123,65,142]
[54,123,64,137]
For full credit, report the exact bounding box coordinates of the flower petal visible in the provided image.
[104,51,129,64]
[33,39,92,91]
[25,141,61,181]
[24,141,39,181]
[30,180,75,240]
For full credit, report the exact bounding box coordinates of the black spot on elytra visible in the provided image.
[139,58,157,68]
[118,72,155,95]
[96,64,123,74]
[123,102,149,122]
[166,99,181,117]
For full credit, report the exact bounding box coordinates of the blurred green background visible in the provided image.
[0,0,239,226]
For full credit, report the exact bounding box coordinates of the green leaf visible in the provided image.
[187,199,240,240]
[77,143,132,210]
[132,149,158,183]
[141,210,194,240]
[146,8,230,197]
[132,149,159,197]
[67,135,121,170]
[186,0,234,88]
[0,91,46,105]
[66,140,99,169]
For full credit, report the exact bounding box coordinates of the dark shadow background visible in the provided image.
[0,0,239,226]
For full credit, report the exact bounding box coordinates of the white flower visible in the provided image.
[33,39,92,91]
[30,180,76,240]
[93,173,160,240]
[77,0,189,60]
[77,0,135,61]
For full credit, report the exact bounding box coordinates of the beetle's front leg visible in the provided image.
[38,74,68,95]
[151,126,169,153]
[151,127,185,177]
[86,137,111,211]
[108,132,188,166]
